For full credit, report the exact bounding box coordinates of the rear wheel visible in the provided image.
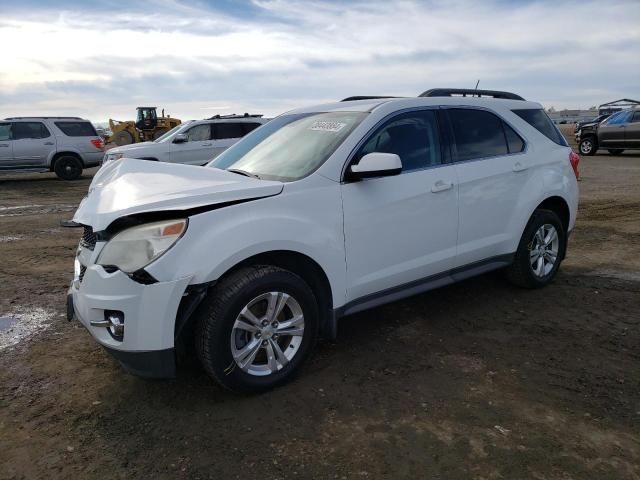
[195,266,319,393]
[505,209,566,288]
[113,130,134,146]
[608,149,624,155]
[578,137,597,156]
[53,156,83,180]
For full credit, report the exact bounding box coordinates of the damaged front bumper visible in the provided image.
[67,258,191,379]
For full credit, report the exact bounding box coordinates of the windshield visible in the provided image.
[208,111,367,181]
[154,121,194,143]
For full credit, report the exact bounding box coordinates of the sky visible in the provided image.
[0,0,638,123]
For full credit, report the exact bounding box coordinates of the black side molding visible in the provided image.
[335,254,515,318]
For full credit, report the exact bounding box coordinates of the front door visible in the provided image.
[169,123,214,165]
[598,111,631,148]
[0,123,13,167]
[342,109,458,302]
[11,121,54,167]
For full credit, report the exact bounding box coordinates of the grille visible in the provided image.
[80,226,97,250]
[79,265,87,283]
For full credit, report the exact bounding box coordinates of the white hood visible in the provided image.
[73,159,283,231]
[108,141,156,154]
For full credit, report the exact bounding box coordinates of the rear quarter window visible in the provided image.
[55,121,97,137]
[512,109,567,146]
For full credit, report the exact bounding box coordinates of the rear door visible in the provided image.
[169,123,214,165]
[210,122,247,160]
[625,110,640,148]
[11,121,54,166]
[445,107,529,267]
[0,123,13,167]
[598,111,631,148]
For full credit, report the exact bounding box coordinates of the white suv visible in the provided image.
[67,89,579,393]
[102,114,269,167]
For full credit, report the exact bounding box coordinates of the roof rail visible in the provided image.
[207,113,263,120]
[419,89,525,101]
[341,96,399,102]
[4,116,84,120]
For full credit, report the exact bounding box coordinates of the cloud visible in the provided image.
[0,0,638,122]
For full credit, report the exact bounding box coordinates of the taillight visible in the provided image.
[91,138,104,150]
[569,150,580,179]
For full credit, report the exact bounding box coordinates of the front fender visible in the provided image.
[145,180,347,308]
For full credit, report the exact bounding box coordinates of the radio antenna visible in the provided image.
[474,80,480,96]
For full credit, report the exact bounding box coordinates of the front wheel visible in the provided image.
[505,209,566,288]
[578,137,597,156]
[195,266,319,393]
[608,149,624,155]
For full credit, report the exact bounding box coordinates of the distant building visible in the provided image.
[598,98,640,115]
[547,98,640,124]
[547,109,598,124]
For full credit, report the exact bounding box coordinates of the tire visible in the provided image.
[608,149,624,155]
[113,130,134,146]
[195,266,320,393]
[505,209,566,289]
[578,136,597,156]
[53,155,83,180]
[152,129,168,140]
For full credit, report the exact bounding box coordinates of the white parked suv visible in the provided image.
[67,89,579,393]
[102,114,269,166]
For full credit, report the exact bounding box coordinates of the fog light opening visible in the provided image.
[105,310,125,341]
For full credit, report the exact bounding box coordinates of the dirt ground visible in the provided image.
[1,152,639,480]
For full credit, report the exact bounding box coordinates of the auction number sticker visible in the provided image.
[309,121,347,132]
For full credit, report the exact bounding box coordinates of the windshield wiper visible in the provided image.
[227,168,261,179]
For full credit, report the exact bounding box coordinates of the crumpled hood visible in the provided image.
[73,159,283,231]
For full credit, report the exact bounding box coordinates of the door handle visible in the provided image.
[512,161,528,172]
[431,180,453,193]
[0,144,8,147]
[202,143,212,146]
[44,142,54,145]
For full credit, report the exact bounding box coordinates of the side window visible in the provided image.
[12,122,51,140]
[602,111,631,126]
[631,111,640,123]
[54,121,97,136]
[213,123,245,140]
[355,110,441,172]
[448,109,508,161]
[503,122,525,153]
[241,122,262,135]
[185,124,211,142]
[511,109,567,146]
[0,123,10,141]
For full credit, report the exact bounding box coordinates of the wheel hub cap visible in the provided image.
[230,292,305,376]
[529,224,559,277]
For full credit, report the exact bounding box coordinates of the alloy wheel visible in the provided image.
[580,140,593,155]
[529,224,559,277]
[230,292,305,376]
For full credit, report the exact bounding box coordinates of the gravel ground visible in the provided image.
[1,152,639,479]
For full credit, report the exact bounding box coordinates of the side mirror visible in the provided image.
[350,153,402,179]
[173,133,188,144]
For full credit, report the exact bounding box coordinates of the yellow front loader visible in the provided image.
[107,107,181,146]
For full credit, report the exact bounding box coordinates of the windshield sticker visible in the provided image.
[309,121,347,132]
